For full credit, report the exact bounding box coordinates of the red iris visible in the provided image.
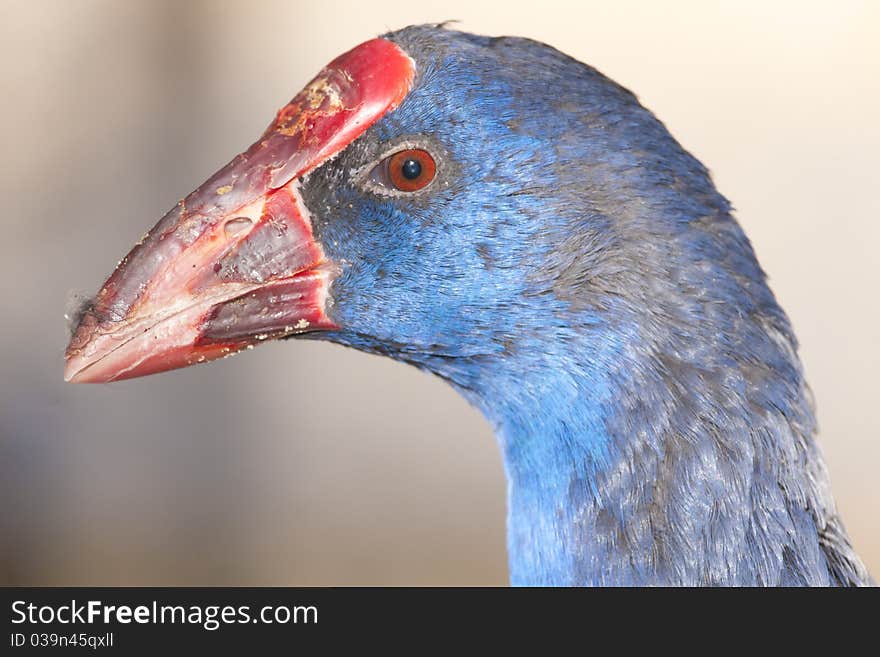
[388,149,436,192]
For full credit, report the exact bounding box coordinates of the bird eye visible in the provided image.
[369,148,437,193]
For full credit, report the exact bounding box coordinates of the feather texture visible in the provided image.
[296,25,872,585]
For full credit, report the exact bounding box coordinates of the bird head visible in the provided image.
[65,25,772,424]
[63,24,873,587]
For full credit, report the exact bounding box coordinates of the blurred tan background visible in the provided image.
[1,0,877,585]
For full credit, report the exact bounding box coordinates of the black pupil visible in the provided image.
[401,158,422,180]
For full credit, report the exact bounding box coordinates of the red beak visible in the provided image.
[64,38,414,383]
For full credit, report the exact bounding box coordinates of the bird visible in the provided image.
[64,24,873,586]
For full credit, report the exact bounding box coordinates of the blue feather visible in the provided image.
[298,25,872,585]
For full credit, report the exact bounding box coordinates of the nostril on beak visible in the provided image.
[224,217,253,237]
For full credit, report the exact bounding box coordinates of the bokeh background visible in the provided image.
[1,0,878,585]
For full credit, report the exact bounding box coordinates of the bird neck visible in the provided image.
[434,303,838,586]
[473,339,660,587]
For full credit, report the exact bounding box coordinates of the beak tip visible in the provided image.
[63,357,92,383]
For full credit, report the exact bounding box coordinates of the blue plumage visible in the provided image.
[297,25,872,585]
